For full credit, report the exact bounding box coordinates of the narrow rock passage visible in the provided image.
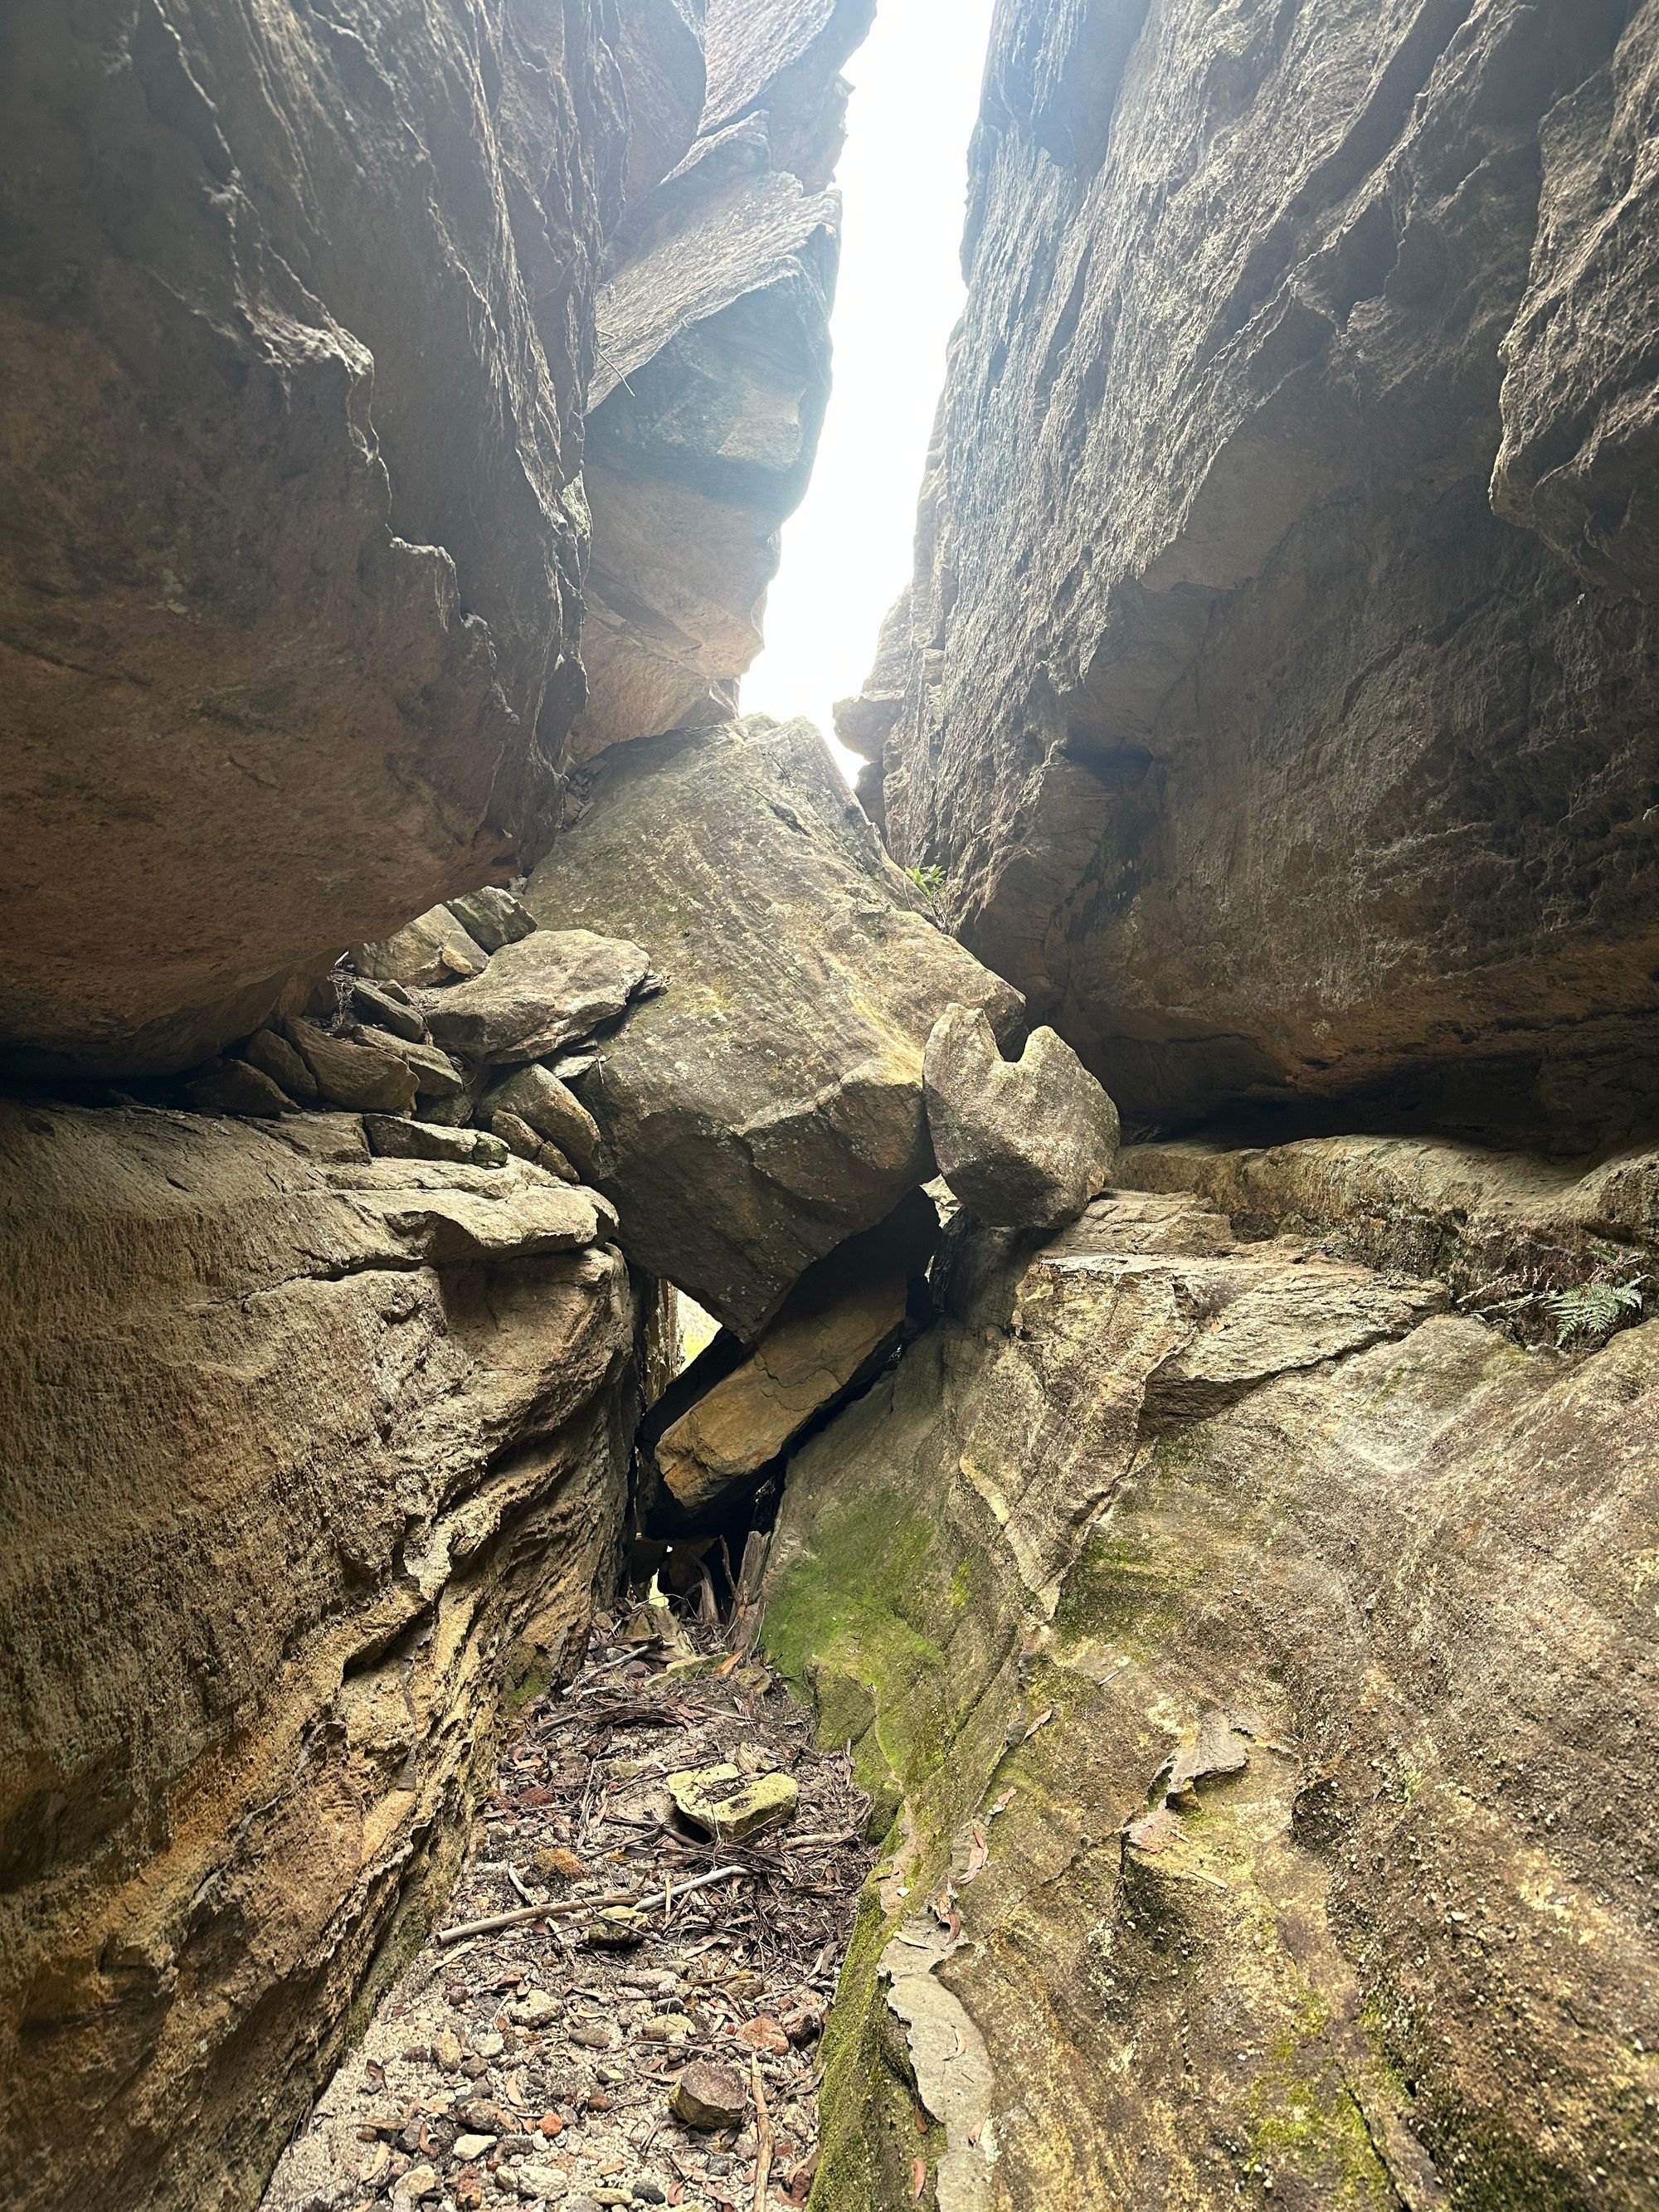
[263,1606,874,2212]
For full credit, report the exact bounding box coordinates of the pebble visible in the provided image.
[453,2132,496,2159]
[509,1991,560,2029]
[474,2032,507,2059]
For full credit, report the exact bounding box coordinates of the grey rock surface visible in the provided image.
[525,717,1023,1337]
[421,931,653,1067]
[923,1004,1119,1229]
[855,0,1659,1149]
[0,3,692,1079]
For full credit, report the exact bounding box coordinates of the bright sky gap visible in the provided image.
[739,0,1000,781]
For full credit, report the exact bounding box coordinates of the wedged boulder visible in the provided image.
[762,1193,1657,2208]
[650,1189,940,1519]
[0,1102,640,2212]
[525,717,1022,1336]
[358,905,489,989]
[481,1062,602,1173]
[185,1059,291,1119]
[285,1018,418,1116]
[362,1116,508,1169]
[444,887,538,956]
[924,1004,1119,1229]
[421,931,654,1066]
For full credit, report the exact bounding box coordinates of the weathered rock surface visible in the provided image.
[763,1189,1659,2208]
[0,1101,641,2212]
[1124,1129,1659,1334]
[650,1189,939,1518]
[856,0,1659,1148]
[525,717,1023,1336]
[575,0,873,756]
[420,929,654,1067]
[924,1003,1119,1228]
[0,2,705,1081]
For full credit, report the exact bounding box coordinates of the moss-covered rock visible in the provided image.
[761,1192,1659,2209]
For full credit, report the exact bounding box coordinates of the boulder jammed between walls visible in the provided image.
[849,0,1659,1148]
[525,715,1022,1337]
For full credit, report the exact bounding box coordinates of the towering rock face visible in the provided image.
[0,1104,642,2212]
[853,0,1659,1148]
[763,1180,1659,2209]
[0,0,698,1082]
[575,0,875,756]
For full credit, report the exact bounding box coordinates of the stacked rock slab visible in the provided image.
[0,2,711,1082]
[525,715,1024,1337]
[574,0,876,756]
[849,0,1659,1150]
[761,1187,1659,2210]
[0,1103,641,2212]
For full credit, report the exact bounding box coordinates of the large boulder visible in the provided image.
[649,1189,939,1519]
[524,716,1023,1337]
[0,2,710,1082]
[853,0,1659,1150]
[923,1003,1119,1228]
[419,930,654,1067]
[0,1102,640,2212]
[762,1186,1659,2209]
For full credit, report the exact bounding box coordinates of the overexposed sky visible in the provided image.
[740,0,997,778]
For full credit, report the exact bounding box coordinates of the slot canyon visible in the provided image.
[2,3,1657,2210]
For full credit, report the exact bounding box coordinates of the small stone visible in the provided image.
[634,2189,667,2207]
[491,1109,544,1160]
[509,1991,560,2029]
[538,2111,565,2137]
[448,886,538,953]
[667,1764,799,1843]
[732,2015,789,2056]
[453,2132,497,2160]
[242,1024,319,1100]
[517,2164,571,2202]
[397,2165,441,2204]
[187,1057,292,1116]
[432,2031,464,2072]
[572,2018,625,2047]
[670,2061,747,2132]
[533,1847,588,1881]
[637,2014,693,2043]
[583,1916,646,1953]
[474,2031,506,2060]
[351,977,426,1042]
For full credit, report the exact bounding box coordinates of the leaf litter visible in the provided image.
[262,1603,875,2212]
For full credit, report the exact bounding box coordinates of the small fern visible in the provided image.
[1545,1276,1647,1348]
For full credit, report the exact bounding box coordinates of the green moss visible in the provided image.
[809,1885,945,2210]
[1244,2016,1392,2207]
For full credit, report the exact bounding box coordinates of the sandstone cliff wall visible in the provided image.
[853,0,1659,1150]
[0,0,713,1083]
[0,1104,643,2212]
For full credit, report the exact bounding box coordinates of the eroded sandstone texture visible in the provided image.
[0,0,692,1081]
[0,1104,643,2212]
[524,715,1022,1337]
[851,0,1659,1147]
[763,1186,1659,2209]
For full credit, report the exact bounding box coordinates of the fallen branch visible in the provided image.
[436,1863,745,1946]
[752,2054,775,2211]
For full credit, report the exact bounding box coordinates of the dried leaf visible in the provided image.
[912,2155,927,2200]
[1024,1707,1055,1740]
